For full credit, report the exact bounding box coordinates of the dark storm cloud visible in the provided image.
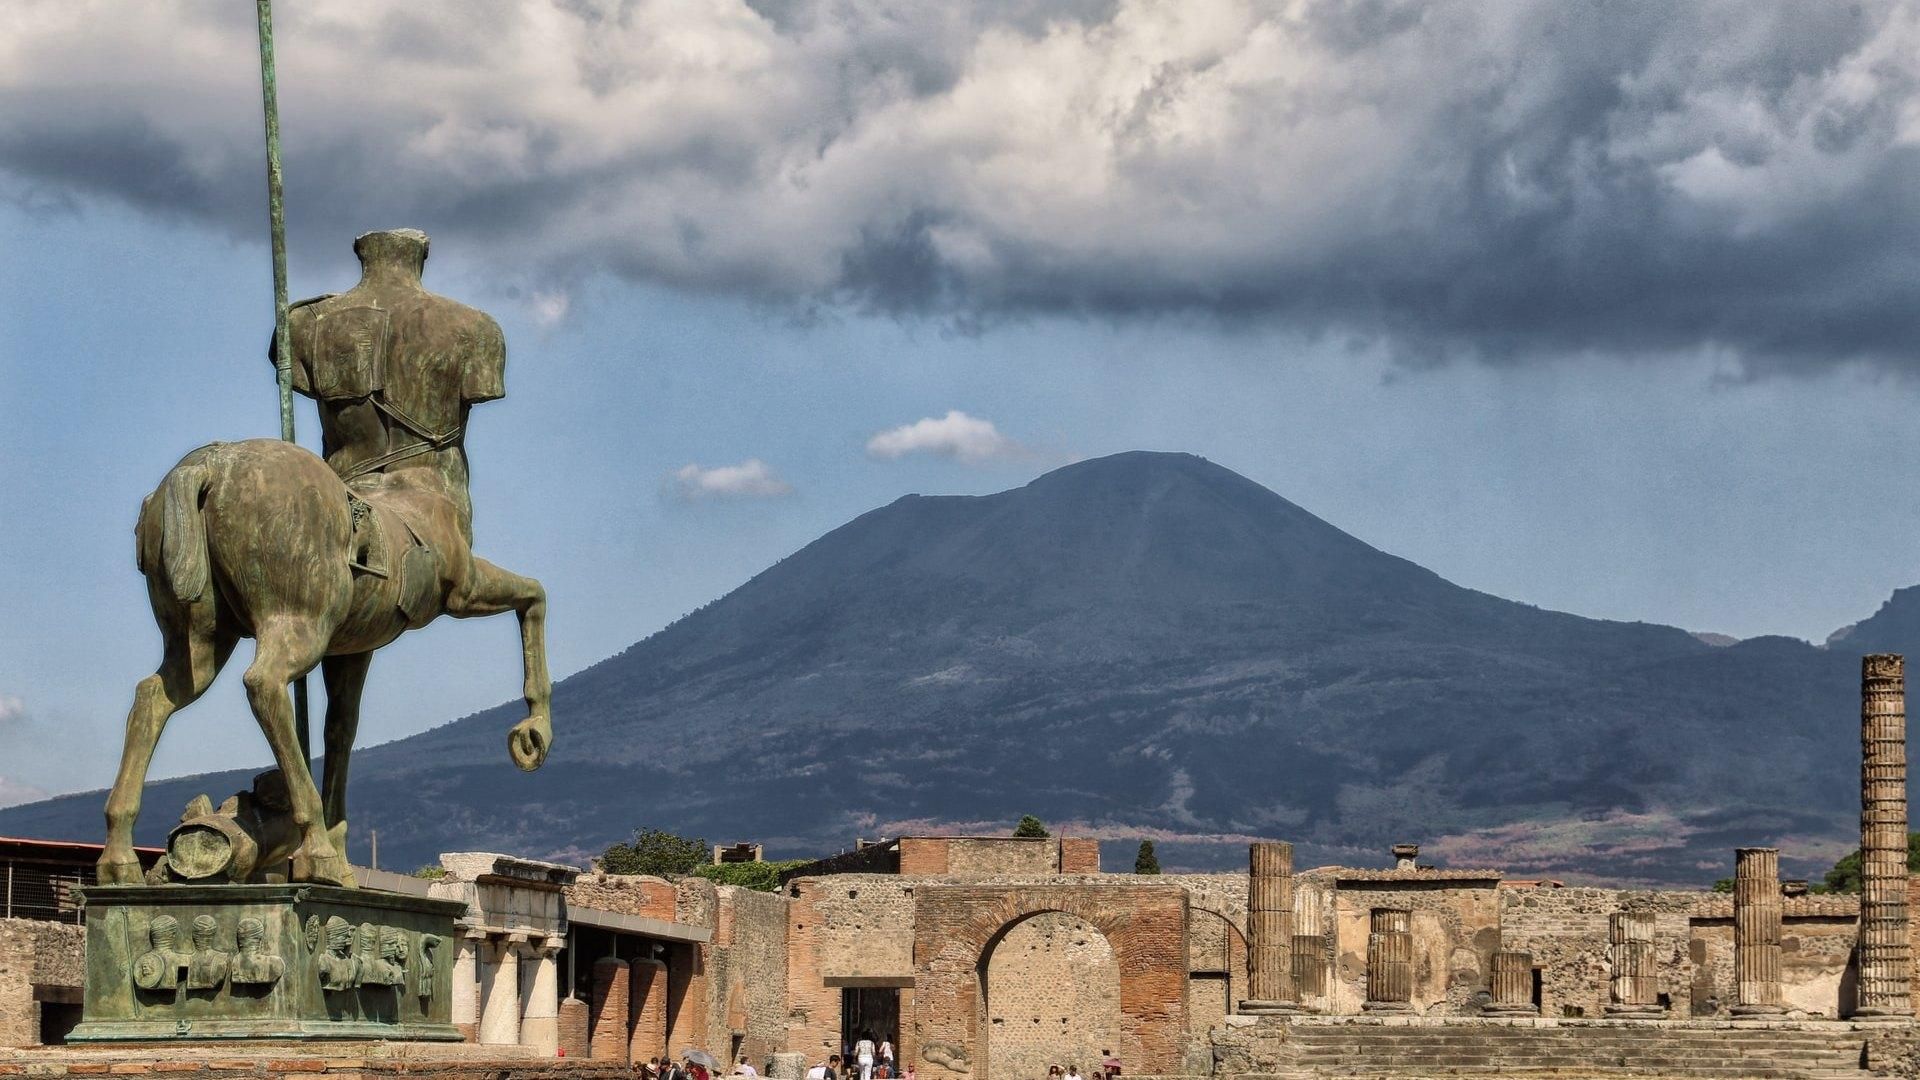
[4,0,1918,371]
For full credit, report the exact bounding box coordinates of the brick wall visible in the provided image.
[1057,839,1101,874]
[898,840,949,877]
[1499,888,1709,1019]
[566,874,680,921]
[983,911,1122,1080]
[785,876,921,1061]
[911,883,1188,1080]
[703,885,790,1068]
[0,918,83,1047]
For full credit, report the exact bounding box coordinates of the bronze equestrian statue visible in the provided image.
[98,229,551,888]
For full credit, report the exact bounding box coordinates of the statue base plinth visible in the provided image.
[72,884,464,1043]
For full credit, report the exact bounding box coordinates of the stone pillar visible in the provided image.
[1485,949,1536,1016]
[629,957,668,1064]
[589,956,631,1063]
[451,929,486,1041]
[1604,913,1663,1018]
[558,995,591,1059]
[770,1052,808,1080]
[479,933,526,1046]
[1858,653,1913,1019]
[1363,908,1414,1012]
[1732,848,1787,1016]
[1290,884,1326,1004]
[1240,840,1302,1013]
[521,941,562,1055]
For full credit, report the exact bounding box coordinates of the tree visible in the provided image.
[601,827,709,877]
[1013,815,1050,839]
[1134,840,1160,875]
[1818,832,1920,894]
[694,859,812,892]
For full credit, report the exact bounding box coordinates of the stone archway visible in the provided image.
[910,885,1188,1080]
[981,910,1123,1080]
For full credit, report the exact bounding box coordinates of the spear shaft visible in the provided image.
[256,0,312,763]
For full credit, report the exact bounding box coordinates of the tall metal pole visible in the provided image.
[256,0,312,763]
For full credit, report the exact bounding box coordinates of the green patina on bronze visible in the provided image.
[96,228,554,891]
[71,885,464,1042]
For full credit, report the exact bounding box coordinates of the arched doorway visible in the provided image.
[980,912,1123,1080]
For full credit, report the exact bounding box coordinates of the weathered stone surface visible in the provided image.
[1859,653,1912,1019]
[587,958,627,1063]
[557,995,589,1060]
[1733,848,1787,1016]
[1484,949,1535,1016]
[1605,911,1664,1018]
[1241,841,1299,1013]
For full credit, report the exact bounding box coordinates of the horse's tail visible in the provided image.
[136,450,215,603]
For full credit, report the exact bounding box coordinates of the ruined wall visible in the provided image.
[947,840,1056,877]
[786,876,920,1061]
[1330,883,1501,1015]
[704,886,790,1068]
[566,874,680,921]
[1165,875,1249,1033]
[1497,888,1703,1018]
[0,918,83,1047]
[983,911,1122,1080]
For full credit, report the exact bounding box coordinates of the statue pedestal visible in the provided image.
[71,884,465,1042]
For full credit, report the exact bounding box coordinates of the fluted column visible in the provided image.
[451,928,485,1041]
[1604,913,1663,1018]
[1732,848,1786,1016]
[1290,884,1326,1005]
[1240,841,1303,1013]
[1857,653,1913,1020]
[479,933,526,1046]
[1485,950,1536,1016]
[1363,909,1414,1012]
[521,940,562,1054]
[589,956,631,1062]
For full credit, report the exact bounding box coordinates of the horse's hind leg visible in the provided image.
[242,616,353,887]
[448,557,551,771]
[319,651,371,861]
[98,596,235,884]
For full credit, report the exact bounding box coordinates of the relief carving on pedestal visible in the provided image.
[186,915,231,990]
[230,917,285,986]
[132,915,192,992]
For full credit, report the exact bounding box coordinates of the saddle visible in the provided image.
[346,491,438,630]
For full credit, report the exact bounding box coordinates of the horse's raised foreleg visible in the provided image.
[448,557,551,771]
[98,611,235,884]
[320,651,372,863]
[243,617,353,887]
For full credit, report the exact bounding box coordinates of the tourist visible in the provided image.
[687,1057,711,1080]
[642,1058,661,1080]
[734,1057,758,1077]
[663,1060,687,1080]
[828,1053,844,1080]
[1064,1064,1084,1080]
[1047,1066,1063,1080]
[854,1032,877,1080]
[806,1059,831,1080]
[880,1037,895,1073]
[1101,1052,1121,1078]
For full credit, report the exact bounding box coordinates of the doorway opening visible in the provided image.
[841,988,900,1071]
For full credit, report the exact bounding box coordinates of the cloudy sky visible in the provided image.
[5,0,1920,809]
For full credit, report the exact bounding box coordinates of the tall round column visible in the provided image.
[629,957,668,1063]
[1240,841,1302,1013]
[1363,909,1414,1013]
[1857,653,1912,1019]
[1485,950,1536,1016]
[451,928,485,1041]
[589,956,631,1062]
[1732,848,1786,1016]
[1604,913,1663,1018]
[479,933,525,1046]
[521,940,562,1055]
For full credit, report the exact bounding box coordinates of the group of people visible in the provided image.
[638,1057,714,1080]
[808,1033,904,1080]
[1044,1059,1123,1080]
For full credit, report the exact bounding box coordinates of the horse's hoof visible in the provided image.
[508,715,551,772]
[302,851,357,889]
[96,857,144,886]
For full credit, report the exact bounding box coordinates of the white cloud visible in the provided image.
[0,775,48,810]
[866,410,1025,464]
[670,458,793,500]
[0,695,23,726]
[529,290,571,327]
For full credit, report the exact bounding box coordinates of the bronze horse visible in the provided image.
[97,230,551,888]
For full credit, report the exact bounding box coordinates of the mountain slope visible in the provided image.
[0,452,1884,884]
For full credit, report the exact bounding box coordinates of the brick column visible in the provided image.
[1240,840,1303,1014]
[451,928,486,1041]
[590,957,631,1062]
[1604,913,1663,1018]
[1732,848,1787,1016]
[558,995,591,1059]
[1858,653,1913,1020]
[629,957,668,1064]
[1363,909,1414,1013]
[479,934,526,1046]
[1484,950,1536,1016]
[521,941,563,1054]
